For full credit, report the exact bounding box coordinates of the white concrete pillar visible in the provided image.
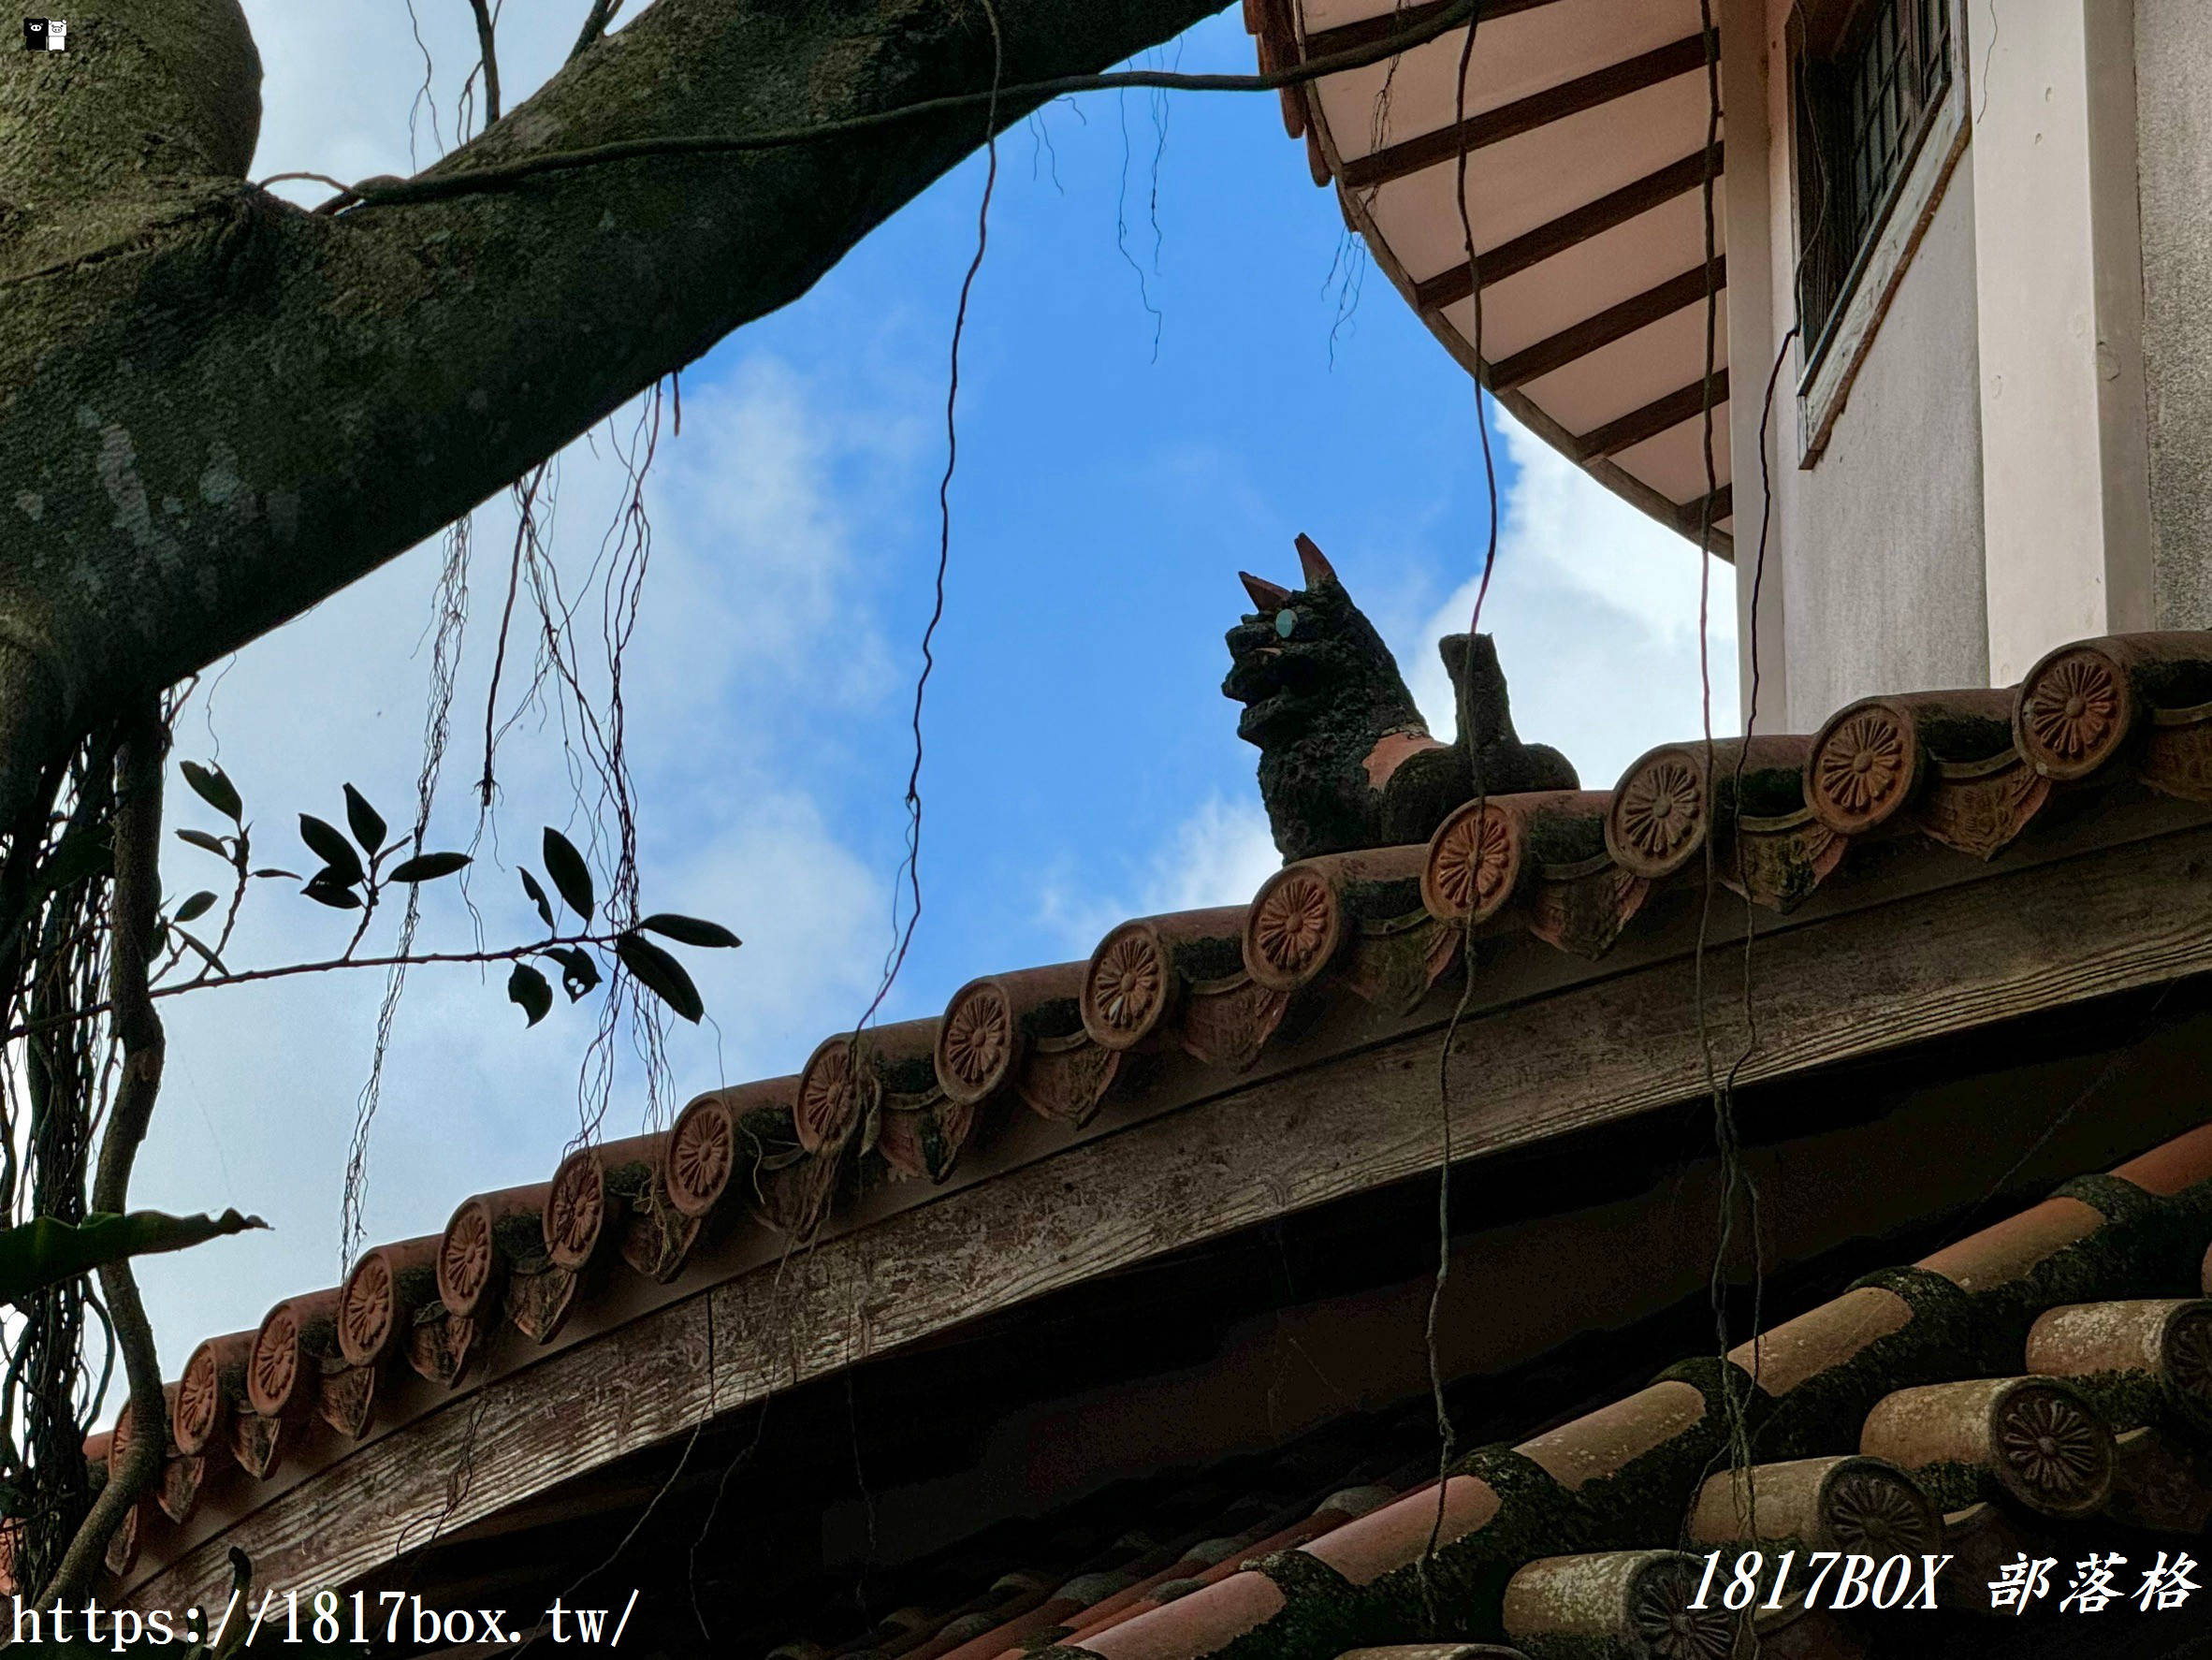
[1723,0,1789,736]
[1971,0,2152,683]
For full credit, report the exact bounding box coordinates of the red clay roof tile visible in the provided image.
[102,626,2212,1624]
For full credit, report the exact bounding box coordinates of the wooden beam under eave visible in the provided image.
[1574,369,1731,461]
[1337,30,1717,192]
[1490,257,1725,393]
[1415,143,1724,308]
[1677,483,1733,538]
[1301,0,1569,58]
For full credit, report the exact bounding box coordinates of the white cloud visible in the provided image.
[241,0,585,197]
[1401,416,1739,790]
[127,0,1746,1387]
[1037,794,1281,954]
[1045,415,1739,954]
[131,358,893,1371]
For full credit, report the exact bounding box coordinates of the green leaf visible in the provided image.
[541,828,594,920]
[520,867,556,932]
[388,851,471,883]
[250,866,298,881]
[180,761,242,823]
[540,945,602,1001]
[35,827,112,895]
[298,815,363,886]
[173,929,228,974]
[173,891,218,924]
[342,784,387,854]
[176,827,229,859]
[618,931,703,1023]
[301,878,362,910]
[638,912,742,950]
[507,962,552,1027]
[0,1209,266,1308]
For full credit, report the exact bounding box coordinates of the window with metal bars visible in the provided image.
[1794,0,1954,358]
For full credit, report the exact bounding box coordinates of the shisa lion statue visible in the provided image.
[1223,534,1578,863]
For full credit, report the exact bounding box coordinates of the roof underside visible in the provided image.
[1252,0,1737,551]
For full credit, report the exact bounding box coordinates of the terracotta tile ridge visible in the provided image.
[828,1605,961,1660]
[438,1180,553,1320]
[1050,1528,1289,1649]
[1804,685,2018,839]
[664,1076,808,1236]
[795,1019,939,1175]
[246,1288,340,1421]
[2024,1295,2212,1436]
[1687,1451,1943,1555]
[929,1579,1127,1660]
[1500,1550,1732,1654]
[1055,1129,2212,1660]
[334,1232,443,1368]
[112,628,2212,1598]
[2111,1120,2212,1196]
[173,1329,255,1458]
[1041,1515,1295,1652]
[936,961,1091,1108]
[895,1574,1065,1660]
[1066,1472,1408,1641]
[1861,1374,2117,1518]
[1604,734,1813,883]
[1046,1569,1286,1660]
[1717,1123,2212,1462]
[1421,790,1615,935]
[1083,909,1249,1054]
[545,1129,675,1274]
[2015,631,2212,784]
[924,1523,1223,1660]
[864,1582,1027,1660]
[1244,847,1428,995]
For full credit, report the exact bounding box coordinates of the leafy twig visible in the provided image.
[6,933,632,1041]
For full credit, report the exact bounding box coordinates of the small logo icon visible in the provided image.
[22,17,64,50]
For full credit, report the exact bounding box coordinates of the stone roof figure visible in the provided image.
[1224,533,1577,862]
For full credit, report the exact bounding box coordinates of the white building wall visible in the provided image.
[1972,0,2152,683]
[1727,0,1989,735]
[2136,0,2212,628]
[1727,0,2180,725]
[1779,175,1988,726]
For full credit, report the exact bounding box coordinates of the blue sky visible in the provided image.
[127,3,1738,1368]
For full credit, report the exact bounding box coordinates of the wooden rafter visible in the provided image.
[1414,142,1723,306]
[1489,256,1725,392]
[1337,30,1716,191]
[1301,0,1568,59]
[1676,483,1732,536]
[1573,368,1730,460]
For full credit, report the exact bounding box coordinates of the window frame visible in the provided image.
[1786,0,1972,465]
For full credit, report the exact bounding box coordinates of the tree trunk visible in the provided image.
[0,0,1225,820]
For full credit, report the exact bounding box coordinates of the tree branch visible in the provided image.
[569,0,623,63]
[467,0,502,128]
[0,0,1231,823]
[338,0,1472,210]
[6,932,628,1041]
[39,702,167,1606]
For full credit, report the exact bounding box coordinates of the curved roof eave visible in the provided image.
[1251,0,1739,556]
